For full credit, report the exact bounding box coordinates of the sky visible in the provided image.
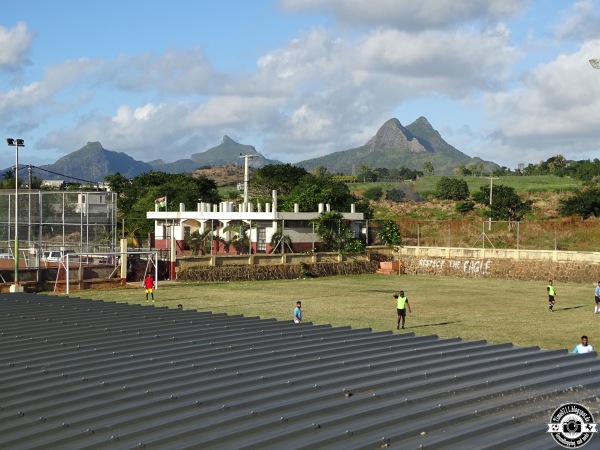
[2,0,600,172]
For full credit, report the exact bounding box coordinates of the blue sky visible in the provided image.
[2,0,600,172]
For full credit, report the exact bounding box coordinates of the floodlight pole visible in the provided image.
[6,138,25,293]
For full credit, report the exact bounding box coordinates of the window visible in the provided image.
[257,227,266,252]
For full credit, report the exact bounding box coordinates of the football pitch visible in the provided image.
[68,274,597,352]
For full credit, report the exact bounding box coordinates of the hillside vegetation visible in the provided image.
[414,174,583,196]
[351,175,600,252]
[172,168,600,251]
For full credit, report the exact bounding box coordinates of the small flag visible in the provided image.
[155,196,166,208]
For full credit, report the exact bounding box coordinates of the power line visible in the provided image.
[21,164,100,185]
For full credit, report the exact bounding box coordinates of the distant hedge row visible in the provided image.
[177,260,379,282]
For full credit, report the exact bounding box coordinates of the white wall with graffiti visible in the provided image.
[391,246,600,282]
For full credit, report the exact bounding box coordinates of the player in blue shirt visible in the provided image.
[573,336,594,353]
[294,301,302,323]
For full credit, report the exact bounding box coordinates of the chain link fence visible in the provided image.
[0,190,118,258]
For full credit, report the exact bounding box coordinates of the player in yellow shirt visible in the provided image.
[393,290,411,330]
[547,280,556,312]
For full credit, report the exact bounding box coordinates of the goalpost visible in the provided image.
[54,251,159,295]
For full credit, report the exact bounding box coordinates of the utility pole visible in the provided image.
[487,176,499,231]
[239,154,258,205]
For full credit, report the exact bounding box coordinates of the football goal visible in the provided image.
[53,251,160,295]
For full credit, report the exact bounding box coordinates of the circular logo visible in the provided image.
[547,403,598,448]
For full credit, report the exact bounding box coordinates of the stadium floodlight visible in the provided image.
[589,59,600,69]
[6,138,25,292]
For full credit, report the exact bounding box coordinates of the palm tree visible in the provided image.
[269,226,294,253]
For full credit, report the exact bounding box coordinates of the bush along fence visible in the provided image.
[177,260,379,282]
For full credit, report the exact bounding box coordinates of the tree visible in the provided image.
[104,173,130,197]
[434,177,469,200]
[0,169,24,189]
[493,166,513,177]
[356,164,377,182]
[29,175,43,189]
[313,165,328,176]
[454,164,471,176]
[312,211,354,252]
[472,184,532,221]
[373,168,389,180]
[468,163,478,176]
[362,186,383,201]
[392,166,423,181]
[222,223,252,254]
[250,164,309,198]
[385,188,406,202]
[186,227,217,255]
[105,171,220,234]
[284,173,358,212]
[378,220,402,247]
[269,225,294,253]
[542,155,568,175]
[422,161,434,175]
[559,188,600,220]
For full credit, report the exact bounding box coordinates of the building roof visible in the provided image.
[1,293,599,449]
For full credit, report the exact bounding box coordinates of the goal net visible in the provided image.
[52,251,164,295]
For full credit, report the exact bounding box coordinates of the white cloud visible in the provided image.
[279,0,526,29]
[107,48,217,94]
[3,12,520,168]
[0,22,35,69]
[7,2,600,172]
[554,0,600,41]
[32,20,520,165]
[239,24,518,161]
[484,39,600,166]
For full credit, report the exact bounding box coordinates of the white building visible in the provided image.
[147,191,365,254]
[75,192,111,215]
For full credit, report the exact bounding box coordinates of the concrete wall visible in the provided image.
[396,246,600,283]
[399,246,600,263]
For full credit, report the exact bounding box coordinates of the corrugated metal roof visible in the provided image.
[1,293,599,449]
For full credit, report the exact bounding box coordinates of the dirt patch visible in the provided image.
[192,164,250,186]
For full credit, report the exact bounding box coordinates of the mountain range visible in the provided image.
[295,117,497,175]
[29,117,498,182]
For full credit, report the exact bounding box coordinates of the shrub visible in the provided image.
[344,238,366,253]
[378,220,402,247]
[385,188,406,202]
[455,201,475,214]
[434,177,469,200]
[363,186,384,201]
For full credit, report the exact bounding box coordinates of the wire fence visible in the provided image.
[368,218,600,252]
[0,190,118,255]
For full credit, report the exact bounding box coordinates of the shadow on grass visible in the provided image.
[365,290,404,294]
[409,321,462,329]
[556,305,587,311]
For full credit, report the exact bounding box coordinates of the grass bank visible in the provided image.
[414,174,583,196]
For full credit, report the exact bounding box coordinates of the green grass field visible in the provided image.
[349,175,583,198]
[414,174,583,196]
[65,274,597,352]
